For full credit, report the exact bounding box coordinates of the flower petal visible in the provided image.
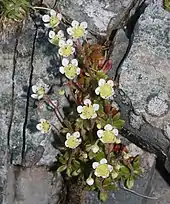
[50,9,56,16]
[98,78,106,86]
[113,128,119,136]
[67,39,73,46]
[31,94,38,99]
[57,13,62,20]
[86,178,94,186]
[67,27,73,35]
[107,80,114,87]
[100,158,107,164]
[80,21,87,28]
[59,40,65,47]
[104,124,113,131]
[73,131,80,138]
[59,66,65,74]
[80,114,86,119]
[71,20,79,27]
[36,124,42,131]
[97,130,103,138]
[49,30,56,39]
[62,58,69,66]
[115,138,121,144]
[42,15,50,22]
[92,162,99,169]
[84,99,91,105]
[44,23,50,28]
[71,47,75,54]
[77,105,83,113]
[32,85,38,93]
[57,30,64,37]
[77,68,81,75]
[93,104,99,111]
[71,59,78,66]
[66,133,71,139]
[95,87,100,95]
[40,119,46,123]
[108,165,113,172]
[65,141,68,147]
[91,113,97,119]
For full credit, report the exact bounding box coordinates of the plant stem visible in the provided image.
[32,6,51,11]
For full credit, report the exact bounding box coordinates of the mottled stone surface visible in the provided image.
[146,169,170,204]
[56,0,142,35]
[5,166,63,204]
[118,0,170,170]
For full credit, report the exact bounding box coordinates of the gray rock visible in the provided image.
[109,29,129,79]
[5,166,63,204]
[146,169,170,204]
[56,0,143,35]
[117,1,170,170]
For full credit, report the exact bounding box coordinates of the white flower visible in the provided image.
[36,119,51,134]
[42,9,62,28]
[77,99,99,119]
[58,39,75,57]
[97,124,118,144]
[67,20,88,39]
[48,30,65,45]
[95,79,114,99]
[86,177,94,186]
[92,158,113,178]
[31,79,50,100]
[59,58,80,79]
[65,131,82,149]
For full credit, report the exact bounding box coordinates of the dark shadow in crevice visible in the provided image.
[155,158,170,186]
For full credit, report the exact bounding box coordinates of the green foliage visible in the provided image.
[0,0,30,23]
[163,0,170,12]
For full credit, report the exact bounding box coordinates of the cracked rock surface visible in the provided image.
[117,0,170,171]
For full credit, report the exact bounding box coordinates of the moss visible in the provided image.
[163,0,170,12]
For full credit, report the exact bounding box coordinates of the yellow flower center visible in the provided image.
[82,105,95,119]
[41,121,50,132]
[100,84,112,98]
[67,136,80,149]
[101,130,116,143]
[60,45,72,57]
[64,64,77,79]
[72,26,85,38]
[95,164,109,177]
[37,87,45,96]
[50,16,59,27]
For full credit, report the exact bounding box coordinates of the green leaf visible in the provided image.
[119,165,130,177]
[132,156,140,169]
[58,156,66,164]
[126,176,134,189]
[72,168,81,176]
[66,167,72,177]
[113,119,125,129]
[88,151,96,159]
[95,151,105,161]
[96,71,108,80]
[72,160,80,169]
[95,177,101,189]
[57,165,67,173]
[99,191,108,202]
[113,112,120,121]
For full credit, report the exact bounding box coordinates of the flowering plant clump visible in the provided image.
[32,8,142,202]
